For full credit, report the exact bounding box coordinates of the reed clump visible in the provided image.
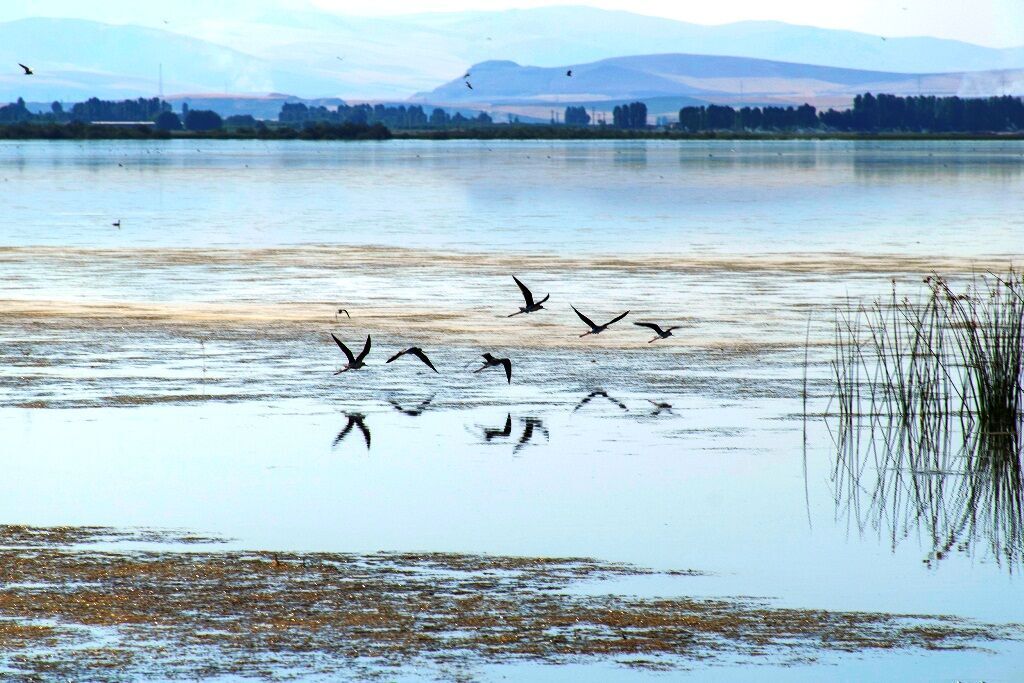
[826,271,1023,569]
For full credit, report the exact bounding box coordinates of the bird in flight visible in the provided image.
[574,389,628,413]
[634,321,681,343]
[508,275,549,317]
[462,72,471,79]
[483,413,513,441]
[111,219,121,228]
[465,81,474,90]
[18,63,33,75]
[386,347,438,373]
[474,353,512,384]
[332,334,371,374]
[515,417,548,453]
[333,413,371,450]
[572,306,629,337]
[335,308,350,321]
[566,69,573,77]
[388,395,434,417]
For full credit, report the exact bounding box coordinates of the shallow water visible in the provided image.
[0,139,1022,680]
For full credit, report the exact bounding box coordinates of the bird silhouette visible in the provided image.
[388,395,435,416]
[333,413,371,450]
[574,390,628,412]
[335,308,350,321]
[634,321,681,343]
[483,413,514,441]
[18,63,33,75]
[465,81,474,90]
[111,219,121,228]
[515,417,549,453]
[386,347,438,373]
[572,306,629,337]
[474,353,512,384]
[566,69,573,77]
[462,72,471,79]
[332,334,371,374]
[508,275,550,316]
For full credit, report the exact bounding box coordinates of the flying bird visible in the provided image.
[566,69,573,77]
[474,353,512,384]
[465,81,474,90]
[572,306,629,337]
[386,347,438,373]
[484,413,513,441]
[388,395,435,417]
[508,275,549,316]
[515,417,549,453]
[333,413,371,450]
[574,389,628,413]
[18,63,33,75]
[335,308,350,321]
[634,321,681,343]
[462,72,471,79]
[332,333,371,374]
[111,219,121,228]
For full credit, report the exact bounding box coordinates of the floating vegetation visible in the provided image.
[0,526,1017,681]
[823,272,1024,570]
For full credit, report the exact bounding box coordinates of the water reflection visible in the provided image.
[387,395,435,417]
[514,417,549,453]
[830,419,1023,572]
[482,413,513,442]
[648,400,674,416]
[332,413,371,451]
[574,390,629,413]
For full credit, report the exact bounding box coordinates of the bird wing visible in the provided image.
[512,275,535,306]
[500,358,512,384]
[572,306,598,330]
[356,335,371,362]
[634,322,664,335]
[332,334,355,364]
[536,293,550,305]
[409,348,438,373]
[354,418,371,450]
[502,413,512,436]
[385,349,406,364]
[515,420,535,451]
[574,390,600,412]
[332,418,355,447]
[604,310,630,327]
[18,63,30,73]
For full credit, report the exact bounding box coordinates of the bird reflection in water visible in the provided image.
[332,413,371,451]
[482,413,513,442]
[514,417,549,453]
[574,390,628,412]
[387,394,436,417]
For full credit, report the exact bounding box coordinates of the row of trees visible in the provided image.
[279,102,493,128]
[679,94,1024,132]
[612,102,648,129]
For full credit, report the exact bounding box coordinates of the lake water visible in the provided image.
[0,139,1022,681]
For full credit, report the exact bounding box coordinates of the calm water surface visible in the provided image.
[0,139,1022,681]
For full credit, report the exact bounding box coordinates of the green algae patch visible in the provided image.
[0,526,1016,681]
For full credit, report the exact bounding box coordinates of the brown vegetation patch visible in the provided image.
[0,526,1016,681]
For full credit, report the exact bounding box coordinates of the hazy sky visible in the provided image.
[0,0,1021,48]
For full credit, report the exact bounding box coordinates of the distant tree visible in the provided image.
[429,108,449,126]
[451,112,468,125]
[0,98,31,123]
[476,111,493,125]
[50,101,63,116]
[564,105,590,126]
[154,111,182,131]
[184,109,222,131]
[224,114,257,128]
[613,102,647,129]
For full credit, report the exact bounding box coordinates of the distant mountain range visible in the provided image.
[416,54,1024,118]
[1,7,1023,105]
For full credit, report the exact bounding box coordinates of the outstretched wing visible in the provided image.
[572,305,598,330]
[500,358,512,384]
[332,418,355,447]
[18,63,31,74]
[385,349,405,364]
[501,413,513,436]
[512,275,535,307]
[515,420,535,452]
[536,293,550,306]
[354,418,371,450]
[634,322,665,335]
[332,334,355,364]
[604,310,630,327]
[574,390,601,412]
[409,348,438,373]
[356,335,372,362]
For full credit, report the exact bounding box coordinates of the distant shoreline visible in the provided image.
[1,123,1023,142]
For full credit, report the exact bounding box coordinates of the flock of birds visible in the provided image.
[331,275,679,384]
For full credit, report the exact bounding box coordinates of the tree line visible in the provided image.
[679,94,1024,132]
[279,102,493,128]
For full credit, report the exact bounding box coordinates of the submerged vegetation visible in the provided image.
[0,525,1016,681]
[823,272,1024,569]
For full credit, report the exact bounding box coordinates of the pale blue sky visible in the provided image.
[0,0,1021,48]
